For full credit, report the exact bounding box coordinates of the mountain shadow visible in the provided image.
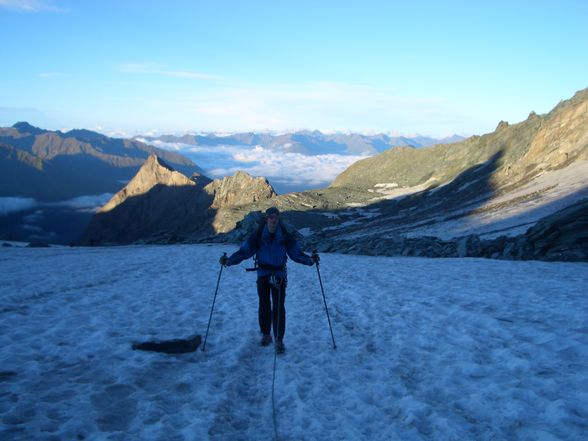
[79,183,216,245]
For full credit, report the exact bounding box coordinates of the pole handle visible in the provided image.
[312,249,320,267]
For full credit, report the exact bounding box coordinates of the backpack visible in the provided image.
[248,221,296,251]
[245,222,296,272]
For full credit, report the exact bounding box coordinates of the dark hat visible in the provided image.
[265,207,280,216]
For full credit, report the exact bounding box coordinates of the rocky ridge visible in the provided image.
[0,122,202,200]
[79,155,277,245]
[305,198,588,262]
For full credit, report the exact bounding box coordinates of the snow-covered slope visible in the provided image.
[1,245,587,440]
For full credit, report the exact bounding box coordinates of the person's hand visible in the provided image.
[311,251,320,265]
[219,254,228,266]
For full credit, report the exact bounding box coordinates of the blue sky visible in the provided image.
[0,0,587,137]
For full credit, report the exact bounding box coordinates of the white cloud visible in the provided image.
[0,194,112,217]
[143,140,369,190]
[119,63,220,81]
[208,146,368,188]
[50,193,113,211]
[0,197,37,216]
[0,0,66,12]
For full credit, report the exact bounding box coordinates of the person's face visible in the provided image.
[266,214,279,232]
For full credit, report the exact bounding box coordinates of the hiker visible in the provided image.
[219,207,319,353]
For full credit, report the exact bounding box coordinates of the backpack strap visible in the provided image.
[280,224,296,249]
[244,222,265,271]
[247,222,266,251]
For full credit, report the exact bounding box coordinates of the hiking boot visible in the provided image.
[261,334,273,346]
[276,341,285,354]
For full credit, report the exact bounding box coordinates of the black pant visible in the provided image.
[257,275,286,342]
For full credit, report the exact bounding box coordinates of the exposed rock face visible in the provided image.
[80,155,213,244]
[519,198,588,261]
[307,198,588,262]
[99,154,199,213]
[200,172,277,235]
[517,91,588,171]
[204,171,277,209]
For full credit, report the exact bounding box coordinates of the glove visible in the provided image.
[311,251,320,265]
[219,254,228,266]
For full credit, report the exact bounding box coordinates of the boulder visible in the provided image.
[523,199,588,261]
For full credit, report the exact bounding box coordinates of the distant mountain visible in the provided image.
[0,123,205,244]
[139,130,465,155]
[0,122,203,201]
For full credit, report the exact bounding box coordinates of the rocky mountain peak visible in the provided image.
[99,154,195,214]
[12,121,46,135]
[135,154,191,183]
[511,88,588,175]
[496,120,509,131]
[63,128,107,143]
[204,171,277,209]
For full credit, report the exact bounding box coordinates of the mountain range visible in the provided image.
[1,87,586,261]
[0,122,202,201]
[139,131,464,155]
[77,87,588,261]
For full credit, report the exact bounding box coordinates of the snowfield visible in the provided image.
[1,244,587,441]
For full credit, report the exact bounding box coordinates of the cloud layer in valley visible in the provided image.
[0,194,112,216]
[0,197,38,216]
[150,142,369,193]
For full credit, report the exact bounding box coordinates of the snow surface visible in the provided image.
[404,161,588,240]
[1,245,587,441]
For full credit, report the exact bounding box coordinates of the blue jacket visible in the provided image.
[226,223,313,277]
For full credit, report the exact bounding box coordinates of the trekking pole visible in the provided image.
[202,253,226,351]
[313,251,337,349]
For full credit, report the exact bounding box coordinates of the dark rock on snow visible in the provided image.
[132,335,202,354]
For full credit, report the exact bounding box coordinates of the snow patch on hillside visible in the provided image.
[368,177,439,202]
[406,161,588,239]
